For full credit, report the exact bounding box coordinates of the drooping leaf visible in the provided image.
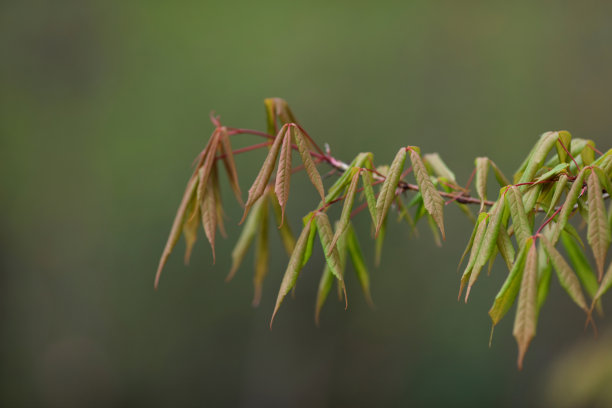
[534,163,569,183]
[316,212,345,285]
[513,241,538,370]
[581,140,595,165]
[241,126,286,223]
[375,214,387,267]
[324,153,370,203]
[475,157,489,212]
[270,218,313,326]
[219,128,242,204]
[264,98,278,135]
[424,153,456,182]
[196,131,222,209]
[548,175,568,216]
[293,127,325,200]
[593,166,612,197]
[458,213,486,271]
[271,195,296,256]
[427,215,443,247]
[561,231,601,314]
[274,129,293,225]
[227,194,268,282]
[522,183,542,213]
[489,238,532,327]
[315,264,334,325]
[555,130,572,163]
[301,213,318,267]
[592,262,612,307]
[489,159,511,187]
[328,169,360,255]
[361,168,377,225]
[536,244,552,313]
[252,200,270,307]
[587,169,611,280]
[497,223,515,270]
[211,164,226,238]
[460,213,489,298]
[410,148,445,238]
[467,197,506,298]
[375,148,406,236]
[550,167,587,244]
[346,224,374,307]
[182,195,200,265]
[505,186,532,247]
[541,236,588,311]
[200,172,217,263]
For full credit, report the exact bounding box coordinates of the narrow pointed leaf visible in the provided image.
[361,168,377,224]
[489,239,532,326]
[536,245,552,312]
[581,140,595,165]
[301,213,318,267]
[424,153,456,182]
[490,159,511,187]
[506,186,532,247]
[154,173,199,289]
[593,262,612,306]
[534,163,569,183]
[200,174,217,263]
[196,131,222,208]
[497,224,515,269]
[475,157,489,212]
[555,131,572,163]
[460,213,489,298]
[315,264,334,325]
[328,169,360,255]
[274,130,293,225]
[375,148,406,236]
[346,225,374,307]
[561,231,601,313]
[270,219,313,326]
[375,214,387,267]
[593,166,612,196]
[458,213,484,271]
[294,128,325,200]
[587,169,611,280]
[548,175,568,216]
[241,126,286,223]
[316,212,345,284]
[410,148,445,238]
[219,128,242,204]
[551,167,587,244]
[271,195,296,256]
[252,202,269,307]
[182,198,199,265]
[513,242,538,370]
[518,132,558,186]
[541,236,588,311]
[227,194,267,282]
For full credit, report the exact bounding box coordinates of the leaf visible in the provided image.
[460,213,489,298]
[375,148,406,237]
[489,159,511,187]
[518,132,558,186]
[581,140,595,165]
[200,172,217,263]
[274,129,293,226]
[241,126,286,223]
[211,164,226,238]
[271,195,296,256]
[328,169,360,255]
[593,166,612,197]
[475,157,489,212]
[219,128,242,204]
[346,224,374,307]
[534,163,569,183]
[264,98,278,135]
[424,153,456,182]
[561,231,601,314]
[301,213,318,267]
[316,212,345,284]
[489,238,532,327]
[505,186,532,247]
[154,173,199,289]
[513,241,538,370]
[227,193,268,282]
[252,200,270,307]
[270,218,313,327]
[536,245,552,313]
[410,148,445,239]
[427,215,443,247]
[375,213,387,267]
[315,263,334,325]
[593,262,612,307]
[541,236,588,311]
[324,153,370,203]
[293,127,325,201]
[548,175,568,216]
[466,197,506,299]
[196,131,222,209]
[458,213,486,271]
[522,183,542,213]
[587,170,611,281]
[182,195,199,265]
[551,167,587,244]
[497,223,515,270]
[361,168,377,225]
[555,130,572,163]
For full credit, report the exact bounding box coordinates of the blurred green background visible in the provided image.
[1,1,611,407]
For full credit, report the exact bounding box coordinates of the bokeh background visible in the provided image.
[1,1,612,407]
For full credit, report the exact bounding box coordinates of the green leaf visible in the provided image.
[346,224,374,307]
[534,163,569,183]
[541,236,588,311]
[271,194,296,256]
[581,140,595,165]
[274,129,293,225]
[328,168,360,255]
[375,214,388,267]
[200,169,218,263]
[375,148,406,236]
[489,159,511,187]
[293,127,326,201]
[241,126,286,223]
[219,128,242,204]
[252,200,270,307]
[550,168,586,245]
[324,153,370,203]
[424,153,456,182]
[497,223,516,270]
[489,238,532,327]
[270,218,313,326]
[548,175,568,216]
[361,168,377,225]
[513,241,538,370]
[518,132,558,186]
[505,186,532,247]
[593,262,612,307]
[460,213,489,298]
[593,166,612,197]
[587,169,611,280]
[227,193,268,282]
[522,183,542,213]
[301,213,318,267]
[536,244,552,313]
[458,212,487,271]
[561,231,601,313]
[475,157,489,212]
[466,197,506,299]
[555,130,572,164]
[182,195,200,266]
[410,148,445,239]
[316,212,346,286]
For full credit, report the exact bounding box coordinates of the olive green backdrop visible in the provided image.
[1,1,611,407]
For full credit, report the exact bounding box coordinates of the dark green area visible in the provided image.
[1,1,610,406]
